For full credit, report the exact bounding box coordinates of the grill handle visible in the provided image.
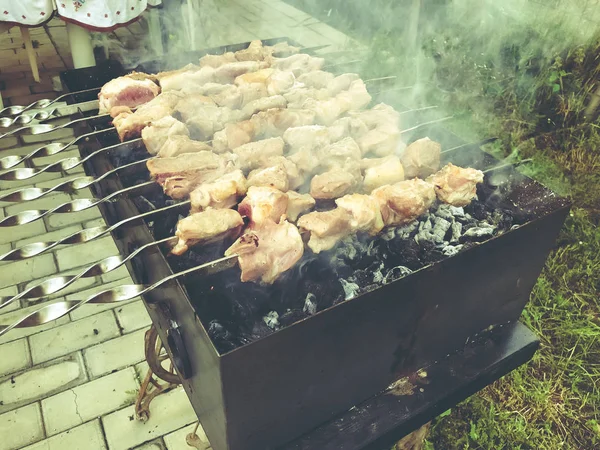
[159,302,192,380]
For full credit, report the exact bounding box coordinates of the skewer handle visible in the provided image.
[0,88,101,117]
[0,254,237,338]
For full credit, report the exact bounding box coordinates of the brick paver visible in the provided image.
[0,1,357,448]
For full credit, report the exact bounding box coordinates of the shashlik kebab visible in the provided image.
[99,41,323,117]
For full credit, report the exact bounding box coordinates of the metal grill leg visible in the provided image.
[134,325,181,421]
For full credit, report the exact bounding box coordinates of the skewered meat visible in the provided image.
[241,95,287,120]
[213,61,269,84]
[235,68,276,86]
[283,125,331,152]
[269,41,301,57]
[271,54,325,76]
[199,51,237,68]
[268,156,306,190]
[372,179,436,226]
[335,194,384,235]
[267,71,297,95]
[211,83,267,109]
[225,218,304,284]
[284,87,331,108]
[427,163,484,207]
[297,208,353,253]
[310,169,359,200]
[238,186,288,225]
[286,191,315,221]
[235,40,271,62]
[362,156,405,192]
[401,137,441,179]
[317,137,362,166]
[141,116,189,155]
[172,209,244,256]
[349,103,400,129]
[99,73,160,116]
[112,91,185,141]
[297,70,335,89]
[234,137,285,170]
[303,80,372,125]
[147,151,235,199]
[247,164,290,192]
[182,82,234,97]
[328,117,370,142]
[213,109,316,152]
[190,170,247,213]
[158,65,212,91]
[156,135,213,158]
[183,106,243,141]
[174,95,217,121]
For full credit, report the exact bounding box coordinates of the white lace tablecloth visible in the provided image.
[1,0,161,30]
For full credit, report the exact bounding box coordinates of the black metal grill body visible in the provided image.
[61,41,570,450]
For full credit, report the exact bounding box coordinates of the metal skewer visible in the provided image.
[0,236,177,310]
[0,157,150,202]
[0,138,143,182]
[0,128,113,170]
[0,200,189,262]
[0,112,110,140]
[0,100,100,128]
[0,88,101,117]
[0,180,155,227]
[0,254,236,338]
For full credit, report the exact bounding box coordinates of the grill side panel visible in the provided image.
[218,202,569,450]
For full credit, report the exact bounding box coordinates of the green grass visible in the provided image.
[283,1,600,447]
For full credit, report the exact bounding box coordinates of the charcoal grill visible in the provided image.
[0,38,570,450]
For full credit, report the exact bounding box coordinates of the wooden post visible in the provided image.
[20,27,40,83]
[66,22,96,69]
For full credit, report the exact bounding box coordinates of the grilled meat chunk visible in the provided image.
[226,218,304,284]
[247,164,290,192]
[335,194,384,235]
[147,151,235,199]
[141,116,189,155]
[233,137,285,170]
[317,137,362,167]
[213,109,316,152]
[286,191,315,222]
[297,208,353,253]
[112,91,184,141]
[310,168,359,200]
[190,170,247,213]
[199,51,237,68]
[427,163,484,207]
[401,137,441,179]
[271,54,325,76]
[172,209,244,256]
[283,125,331,152]
[156,135,213,158]
[372,179,436,226]
[362,156,405,192]
[237,186,288,225]
[99,73,160,116]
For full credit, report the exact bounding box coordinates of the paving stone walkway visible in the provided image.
[0,1,356,449]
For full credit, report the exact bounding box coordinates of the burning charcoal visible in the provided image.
[372,262,386,283]
[465,200,489,221]
[385,238,422,269]
[394,221,419,239]
[450,221,463,243]
[448,206,465,218]
[384,266,412,283]
[442,244,464,256]
[263,311,280,330]
[491,209,514,231]
[303,293,317,315]
[434,204,455,221]
[431,217,452,243]
[207,320,239,353]
[418,217,433,232]
[461,226,495,242]
[279,309,310,327]
[381,228,397,241]
[339,279,360,300]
